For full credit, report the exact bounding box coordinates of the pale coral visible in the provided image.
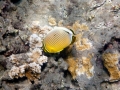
[48,16,57,26]
[29,34,42,48]
[8,61,42,80]
[19,64,26,73]
[9,66,20,79]
[9,54,20,65]
[28,48,42,60]
[27,48,48,66]
[37,55,48,65]
[58,20,63,27]
[31,21,41,26]
[19,64,27,77]
[29,62,41,73]
[40,25,53,34]
[76,55,94,79]
[30,25,52,35]
[7,25,51,81]
[30,26,41,34]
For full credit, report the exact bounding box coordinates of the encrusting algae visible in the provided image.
[66,21,92,51]
[76,54,94,79]
[48,18,94,79]
[68,21,89,31]
[66,55,94,79]
[81,56,93,77]
[8,17,93,81]
[66,57,78,79]
[75,38,92,51]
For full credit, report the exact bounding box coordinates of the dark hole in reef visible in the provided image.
[15,87,19,90]
[41,63,47,71]
[2,30,19,39]
[31,81,34,84]
[4,77,27,83]
[111,36,120,43]
[57,87,71,90]
[30,84,41,90]
[103,43,113,51]
[10,0,22,4]
[63,70,71,78]
[0,61,7,70]
[71,79,79,86]
[102,61,111,76]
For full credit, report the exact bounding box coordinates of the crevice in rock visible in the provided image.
[10,0,22,4]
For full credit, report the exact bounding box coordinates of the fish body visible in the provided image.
[43,27,74,53]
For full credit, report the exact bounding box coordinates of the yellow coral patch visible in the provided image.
[80,23,89,31]
[102,53,120,81]
[72,21,89,31]
[76,55,93,79]
[66,55,94,79]
[81,56,93,77]
[66,57,78,79]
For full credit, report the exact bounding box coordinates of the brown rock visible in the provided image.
[102,51,120,82]
[66,57,78,79]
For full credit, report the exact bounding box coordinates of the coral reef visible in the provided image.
[8,25,49,81]
[8,52,47,81]
[0,0,120,90]
[29,34,42,48]
[9,65,26,79]
[67,21,92,51]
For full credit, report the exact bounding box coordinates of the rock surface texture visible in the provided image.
[0,0,120,90]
